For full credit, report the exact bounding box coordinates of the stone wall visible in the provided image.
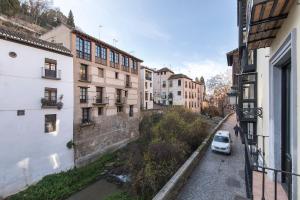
[74,113,140,167]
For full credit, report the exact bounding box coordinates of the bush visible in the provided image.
[129,108,209,199]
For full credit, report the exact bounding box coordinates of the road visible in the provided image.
[176,115,248,200]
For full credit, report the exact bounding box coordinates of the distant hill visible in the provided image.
[0,0,70,36]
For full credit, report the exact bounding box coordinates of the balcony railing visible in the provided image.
[41,98,57,108]
[76,50,91,61]
[122,65,130,72]
[93,96,109,105]
[242,132,300,200]
[81,118,94,127]
[80,98,89,104]
[110,62,119,69]
[41,68,61,80]
[78,73,92,82]
[115,97,126,105]
[125,81,132,88]
[131,68,138,74]
[95,57,107,66]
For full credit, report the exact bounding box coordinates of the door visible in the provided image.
[281,62,292,198]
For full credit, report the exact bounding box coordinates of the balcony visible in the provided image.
[125,81,132,88]
[76,50,91,61]
[145,76,152,81]
[115,97,126,105]
[41,68,61,80]
[95,57,107,66]
[110,62,119,69]
[41,98,57,108]
[81,118,94,127]
[122,65,130,72]
[78,73,92,83]
[131,68,138,74]
[80,98,89,104]
[93,97,109,106]
[242,132,300,200]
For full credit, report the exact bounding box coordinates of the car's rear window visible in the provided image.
[214,135,229,143]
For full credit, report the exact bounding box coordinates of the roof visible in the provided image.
[246,0,294,49]
[140,65,155,72]
[168,74,192,80]
[0,27,72,56]
[226,48,239,66]
[156,67,174,73]
[72,28,143,62]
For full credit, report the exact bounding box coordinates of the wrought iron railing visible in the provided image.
[93,96,109,105]
[41,67,61,79]
[242,131,300,200]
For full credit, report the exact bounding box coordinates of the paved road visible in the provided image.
[176,115,248,200]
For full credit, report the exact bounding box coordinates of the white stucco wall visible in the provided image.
[0,39,74,197]
[140,68,154,109]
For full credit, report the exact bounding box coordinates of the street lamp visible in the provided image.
[227,87,238,109]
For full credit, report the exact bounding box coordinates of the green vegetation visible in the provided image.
[8,153,116,200]
[67,10,75,28]
[0,0,20,16]
[127,107,209,199]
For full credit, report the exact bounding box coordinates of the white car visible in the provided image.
[211,130,231,155]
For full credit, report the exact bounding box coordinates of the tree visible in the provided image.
[67,10,75,27]
[0,0,20,16]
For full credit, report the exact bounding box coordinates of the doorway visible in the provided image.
[281,62,292,198]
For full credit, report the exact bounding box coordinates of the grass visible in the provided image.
[8,153,116,200]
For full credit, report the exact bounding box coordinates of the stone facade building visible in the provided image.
[41,24,143,166]
[140,66,154,110]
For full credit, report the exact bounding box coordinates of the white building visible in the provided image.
[0,28,74,198]
[153,67,174,105]
[140,66,154,110]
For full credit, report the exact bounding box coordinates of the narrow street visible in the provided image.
[176,115,248,200]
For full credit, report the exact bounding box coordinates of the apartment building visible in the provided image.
[41,24,143,166]
[231,0,300,199]
[140,66,154,110]
[0,28,74,197]
[153,67,204,112]
[153,67,174,105]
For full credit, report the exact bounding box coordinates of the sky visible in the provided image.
[53,0,237,81]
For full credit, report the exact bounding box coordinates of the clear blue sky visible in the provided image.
[53,0,237,80]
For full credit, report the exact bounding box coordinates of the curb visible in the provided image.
[152,112,234,200]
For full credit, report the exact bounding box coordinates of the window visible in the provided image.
[169,80,173,87]
[164,71,166,75]
[162,81,166,88]
[98,107,103,116]
[185,81,187,88]
[189,82,191,88]
[45,114,56,133]
[80,64,88,81]
[125,91,128,97]
[43,88,57,107]
[125,57,129,67]
[117,106,123,112]
[98,68,104,77]
[145,82,148,89]
[185,92,187,98]
[145,92,149,100]
[80,87,88,103]
[129,105,133,117]
[116,89,122,103]
[76,36,91,60]
[82,108,91,123]
[96,87,103,103]
[178,80,181,86]
[150,93,153,100]
[110,51,119,64]
[44,58,57,78]
[150,83,152,87]
[96,45,107,60]
[178,91,181,96]
[115,72,119,79]
[17,110,25,116]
